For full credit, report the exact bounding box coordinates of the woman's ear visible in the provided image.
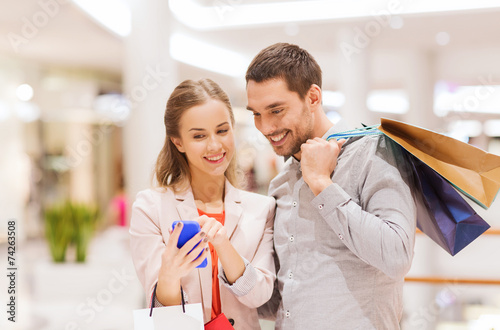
[170,137,185,153]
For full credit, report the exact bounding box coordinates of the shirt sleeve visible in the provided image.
[152,284,189,308]
[218,196,277,308]
[311,136,417,279]
[218,257,257,296]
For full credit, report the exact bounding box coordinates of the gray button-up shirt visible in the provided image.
[265,122,416,329]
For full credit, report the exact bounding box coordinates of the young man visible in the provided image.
[246,43,416,329]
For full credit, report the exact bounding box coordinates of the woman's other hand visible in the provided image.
[197,214,228,249]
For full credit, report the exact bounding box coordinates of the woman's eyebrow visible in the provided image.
[188,122,229,132]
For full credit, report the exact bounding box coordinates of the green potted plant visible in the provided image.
[44,202,74,263]
[44,201,99,263]
[71,203,99,262]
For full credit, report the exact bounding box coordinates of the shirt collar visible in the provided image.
[321,119,351,140]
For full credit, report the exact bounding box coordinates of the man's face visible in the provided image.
[246,78,314,158]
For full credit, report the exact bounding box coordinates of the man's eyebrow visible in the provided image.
[188,122,229,132]
[246,102,285,111]
[265,102,285,110]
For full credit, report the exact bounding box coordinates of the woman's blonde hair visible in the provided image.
[154,78,238,191]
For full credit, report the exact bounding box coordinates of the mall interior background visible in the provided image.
[1,0,500,329]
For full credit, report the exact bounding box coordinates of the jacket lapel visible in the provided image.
[173,187,212,321]
[174,187,199,222]
[224,180,243,240]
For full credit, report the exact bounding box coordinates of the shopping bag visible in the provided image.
[327,118,497,255]
[408,156,490,255]
[204,312,234,330]
[378,118,500,209]
[133,303,204,330]
[133,285,203,330]
[329,118,500,208]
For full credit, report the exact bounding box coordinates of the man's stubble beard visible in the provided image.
[276,105,314,157]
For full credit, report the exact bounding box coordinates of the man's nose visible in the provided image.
[258,117,277,136]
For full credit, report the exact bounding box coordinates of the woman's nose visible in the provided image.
[207,135,222,151]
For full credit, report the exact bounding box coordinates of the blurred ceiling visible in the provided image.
[0,1,500,78]
[0,0,123,73]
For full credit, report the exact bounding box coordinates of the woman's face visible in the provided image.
[171,98,235,181]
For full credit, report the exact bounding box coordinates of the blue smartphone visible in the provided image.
[172,220,207,268]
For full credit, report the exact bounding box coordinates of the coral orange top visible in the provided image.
[197,209,225,321]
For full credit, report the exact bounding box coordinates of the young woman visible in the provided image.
[129,79,276,329]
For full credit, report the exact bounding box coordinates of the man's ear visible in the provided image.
[307,84,322,110]
[170,137,185,153]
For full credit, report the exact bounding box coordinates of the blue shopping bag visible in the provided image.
[408,156,490,255]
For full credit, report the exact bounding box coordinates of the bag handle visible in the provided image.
[326,124,381,141]
[149,283,186,317]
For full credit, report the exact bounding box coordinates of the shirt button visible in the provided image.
[289,235,294,242]
[318,204,324,210]
[285,311,291,318]
[292,201,297,207]
[288,272,293,279]
[338,234,344,240]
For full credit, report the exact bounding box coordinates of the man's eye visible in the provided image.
[272,109,283,114]
[252,112,261,117]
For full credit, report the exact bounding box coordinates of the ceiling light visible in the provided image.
[448,120,482,138]
[484,120,500,137]
[434,84,500,114]
[16,84,34,101]
[367,89,409,114]
[71,0,131,37]
[169,0,500,30]
[435,32,450,46]
[16,102,40,122]
[449,120,483,137]
[170,33,249,77]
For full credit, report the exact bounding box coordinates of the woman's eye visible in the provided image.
[218,129,228,134]
[194,135,204,139]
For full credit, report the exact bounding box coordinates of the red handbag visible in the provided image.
[204,312,234,329]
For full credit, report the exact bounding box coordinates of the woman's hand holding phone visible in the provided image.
[159,222,209,283]
[155,222,209,306]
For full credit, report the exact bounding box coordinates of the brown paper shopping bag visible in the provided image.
[378,118,500,209]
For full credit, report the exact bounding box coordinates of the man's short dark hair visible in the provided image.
[245,43,322,99]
